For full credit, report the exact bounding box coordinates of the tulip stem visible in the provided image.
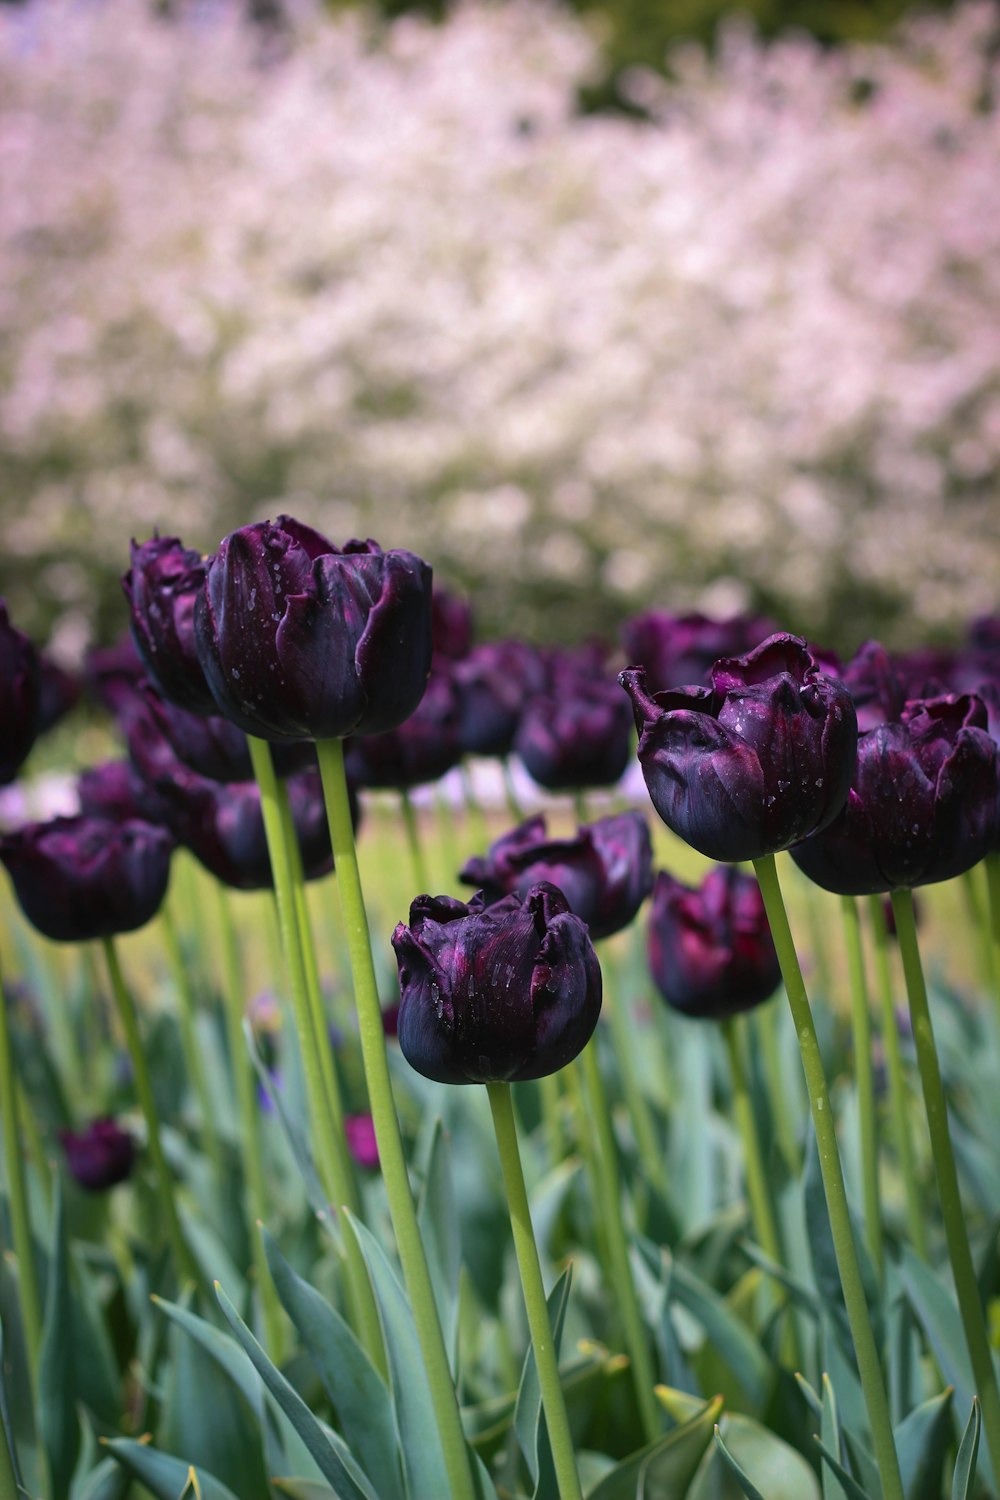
[486,1081,584,1500]
[578,1041,661,1442]
[986,854,1000,1024]
[753,855,903,1500]
[890,887,1000,1487]
[503,758,525,823]
[0,958,42,1402]
[600,945,667,1203]
[102,936,200,1289]
[216,885,285,1360]
[867,896,927,1260]
[460,762,490,855]
[399,790,430,895]
[841,896,882,1284]
[316,736,477,1500]
[159,904,226,1189]
[246,735,383,1371]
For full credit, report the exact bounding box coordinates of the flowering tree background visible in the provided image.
[2,0,999,656]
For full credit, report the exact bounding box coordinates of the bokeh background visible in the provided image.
[1,0,998,658]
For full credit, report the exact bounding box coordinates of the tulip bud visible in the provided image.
[123,535,218,714]
[392,882,601,1084]
[60,1117,135,1191]
[461,811,653,940]
[194,517,433,742]
[620,633,858,863]
[647,867,781,1020]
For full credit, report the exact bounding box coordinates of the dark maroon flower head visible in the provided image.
[620,634,858,862]
[0,815,174,942]
[392,882,602,1084]
[345,669,462,791]
[841,640,909,732]
[461,811,653,940]
[345,1114,379,1170]
[77,759,174,828]
[790,693,1000,895]
[0,601,40,785]
[84,633,146,716]
[140,681,313,783]
[515,674,632,791]
[452,640,544,758]
[431,588,474,661]
[621,610,778,692]
[381,1001,400,1038]
[60,1117,135,1191]
[35,652,81,736]
[123,535,217,714]
[194,516,433,743]
[647,866,781,1021]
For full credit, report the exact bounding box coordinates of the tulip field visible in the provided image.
[0,517,998,1500]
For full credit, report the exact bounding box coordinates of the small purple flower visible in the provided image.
[60,1117,136,1191]
[461,811,653,940]
[345,1113,379,1170]
[647,867,781,1020]
[392,883,602,1084]
[123,535,218,714]
[620,634,858,862]
[0,600,40,785]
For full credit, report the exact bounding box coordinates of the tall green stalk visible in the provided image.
[316,736,477,1500]
[986,854,1000,1022]
[502,759,525,823]
[400,789,430,894]
[841,895,882,1283]
[102,936,200,1288]
[159,903,226,1187]
[487,1081,584,1500]
[599,945,667,1203]
[890,887,1000,1488]
[0,958,42,1398]
[753,855,903,1500]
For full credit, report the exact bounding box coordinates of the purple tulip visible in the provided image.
[431,588,474,661]
[647,866,781,1020]
[123,535,218,714]
[515,673,632,791]
[0,815,174,942]
[35,651,81,735]
[194,516,433,743]
[452,640,544,758]
[60,1117,136,1191]
[461,811,653,939]
[84,633,147,716]
[345,1113,379,1169]
[140,681,314,783]
[77,759,174,828]
[841,640,909,731]
[392,883,602,1084]
[621,610,778,692]
[620,633,858,862]
[790,693,1000,895]
[345,668,462,791]
[0,601,40,785]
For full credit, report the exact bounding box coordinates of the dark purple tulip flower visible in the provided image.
[392,882,602,1085]
[620,634,858,863]
[461,811,653,940]
[515,675,633,791]
[622,610,778,692]
[647,866,781,1020]
[174,769,339,890]
[140,681,313,783]
[0,600,40,785]
[0,816,174,942]
[431,588,474,661]
[841,641,908,731]
[123,535,218,714]
[345,669,463,791]
[84,633,146,716]
[194,516,433,743]
[790,694,1000,895]
[60,1117,135,1191]
[35,651,81,735]
[77,759,175,828]
[452,640,544,758]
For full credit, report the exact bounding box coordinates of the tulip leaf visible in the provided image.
[0,1318,23,1500]
[803,1136,880,1360]
[692,1413,821,1500]
[75,1455,132,1500]
[899,1247,981,1466]
[952,1398,981,1500]
[245,1020,327,1215]
[38,1177,79,1500]
[712,1426,766,1500]
[417,1118,461,1373]
[151,1295,266,1416]
[894,1386,953,1500]
[669,1259,773,1411]
[586,1393,722,1499]
[342,1212,451,1500]
[821,1374,848,1500]
[739,1244,820,1321]
[214,1281,378,1500]
[513,1265,572,1499]
[273,1484,340,1499]
[262,1230,405,1500]
[102,1439,243,1500]
[813,1439,874,1500]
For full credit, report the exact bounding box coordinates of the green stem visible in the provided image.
[890,887,1000,1488]
[572,790,590,825]
[160,904,226,1187]
[316,737,476,1500]
[755,999,800,1174]
[538,1071,564,1167]
[579,1041,660,1442]
[563,1059,612,1278]
[986,855,1000,1025]
[216,886,285,1359]
[486,1082,584,1500]
[600,947,667,1201]
[842,896,882,1283]
[460,762,490,856]
[246,736,382,1368]
[754,856,903,1500]
[0,1384,17,1500]
[0,958,42,1398]
[868,896,927,1260]
[962,866,998,1020]
[102,936,199,1288]
[400,789,430,894]
[502,758,525,823]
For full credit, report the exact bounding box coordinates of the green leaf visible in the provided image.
[273,1484,339,1499]
[894,1386,953,1500]
[102,1439,243,1500]
[587,1394,722,1499]
[696,1414,821,1500]
[74,1455,132,1500]
[951,1399,981,1500]
[813,1439,874,1500]
[214,1281,378,1500]
[899,1249,976,1422]
[263,1230,404,1500]
[803,1137,880,1359]
[418,1119,461,1373]
[151,1295,265,1416]
[669,1260,773,1411]
[713,1426,765,1500]
[342,1213,450,1500]
[0,1318,23,1500]
[821,1374,848,1500]
[37,1178,78,1500]
[514,1266,572,1497]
